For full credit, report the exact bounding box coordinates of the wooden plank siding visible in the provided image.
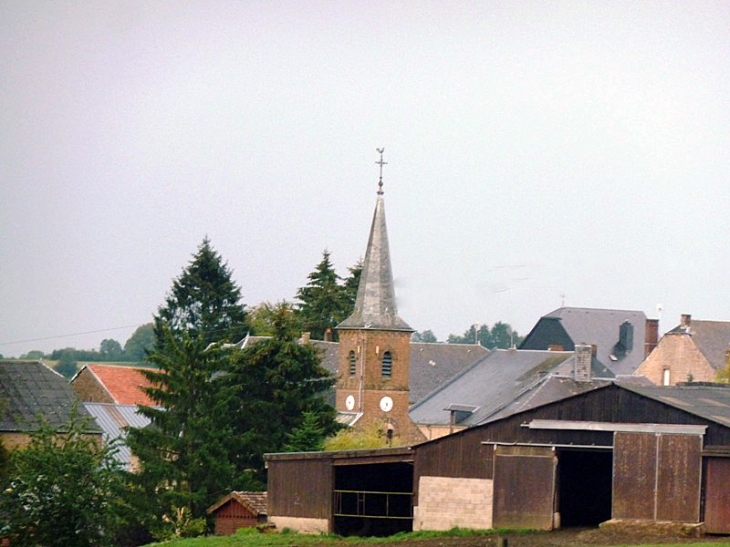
[656,434,701,522]
[704,457,730,533]
[267,458,333,519]
[613,433,657,520]
[492,445,556,530]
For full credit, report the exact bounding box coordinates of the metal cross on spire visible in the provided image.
[375,147,387,195]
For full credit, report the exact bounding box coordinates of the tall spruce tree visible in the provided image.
[295,250,355,340]
[127,238,250,532]
[155,237,248,347]
[127,328,239,533]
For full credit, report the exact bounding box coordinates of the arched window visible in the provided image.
[349,350,356,376]
[381,351,392,378]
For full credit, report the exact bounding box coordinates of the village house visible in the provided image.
[0,360,101,450]
[635,313,730,385]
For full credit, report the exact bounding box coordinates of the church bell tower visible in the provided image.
[335,149,419,443]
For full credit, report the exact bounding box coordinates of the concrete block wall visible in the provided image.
[413,476,493,531]
[268,516,329,534]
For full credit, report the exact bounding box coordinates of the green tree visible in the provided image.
[283,411,327,452]
[295,250,350,340]
[123,323,155,361]
[100,338,123,360]
[491,321,522,349]
[53,350,78,378]
[127,327,237,532]
[448,324,492,347]
[0,408,126,546]
[155,237,248,348]
[20,350,45,360]
[223,306,339,485]
[447,322,522,349]
[412,329,438,343]
[248,300,300,337]
[342,259,363,311]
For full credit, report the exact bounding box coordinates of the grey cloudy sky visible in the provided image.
[1,1,729,357]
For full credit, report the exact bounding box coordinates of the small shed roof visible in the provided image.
[207,491,268,516]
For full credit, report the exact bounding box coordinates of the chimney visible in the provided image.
[574,344,592,382]
[644,318,659,357]
[300,332,311,344]
[324,328,333,342]
[681,314,692,330]
[619,321,634,352]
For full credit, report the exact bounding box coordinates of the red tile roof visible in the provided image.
[87,364,160,406]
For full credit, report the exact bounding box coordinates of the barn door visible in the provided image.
[704,458,730,534]
[492,445,556,530]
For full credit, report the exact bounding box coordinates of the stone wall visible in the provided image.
[413,476,493,531]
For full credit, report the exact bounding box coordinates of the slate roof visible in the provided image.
[0,360,99,433]
[520,307,648,376]
[619,382,730,429]
[83,403,151,468]
[337,192,412,332]
[408,343,489,404]
[79,363,159,406]
[207,491,268,516]
[665,319,730,371]
[409,349,615,427]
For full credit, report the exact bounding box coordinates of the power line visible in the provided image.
[0,324,144,347]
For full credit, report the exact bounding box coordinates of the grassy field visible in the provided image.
[144,527,730,547]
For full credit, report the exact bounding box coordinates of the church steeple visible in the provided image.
[337,149,412,332]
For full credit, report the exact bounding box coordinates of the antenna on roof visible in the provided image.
[375,147,386,195]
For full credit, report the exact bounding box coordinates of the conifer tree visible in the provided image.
[155,237,248,348]
[295,250,352,340]
[223,305,339,485]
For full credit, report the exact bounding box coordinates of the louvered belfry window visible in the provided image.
[382,351,393,378]
[349,350,356,376]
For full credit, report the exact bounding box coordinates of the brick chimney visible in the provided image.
[681,314,692,330]
[574,344,592,382]
[324,328,333,342]
[644,318,659,357]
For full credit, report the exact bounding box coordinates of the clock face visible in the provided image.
[345,395,355,411]
[379,396,393,413]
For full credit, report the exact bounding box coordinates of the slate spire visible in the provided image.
[337,150,412,332]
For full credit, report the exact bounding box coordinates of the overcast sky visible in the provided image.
[1,1,729,357]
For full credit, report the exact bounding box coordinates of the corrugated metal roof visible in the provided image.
[83,403,151,468]
[620,383,730,428]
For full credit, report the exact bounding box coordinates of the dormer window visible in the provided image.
[349,350,356,376]
[382,351,392,378]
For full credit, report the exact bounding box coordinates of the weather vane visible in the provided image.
[376,147,387,195]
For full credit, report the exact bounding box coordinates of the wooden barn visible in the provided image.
[207,491,268,536]
[266,381,730,536]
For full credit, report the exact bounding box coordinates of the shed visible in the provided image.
[207,491,268,535]
[267,381,730,536]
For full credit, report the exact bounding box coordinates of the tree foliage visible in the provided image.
[223,306,339,484]
[123,323,155,361]
[155,237,248,348]
[412,329,438,343]
[0,408,126,547]
[447,322,523,349]
[126,327,238,529]
[295,250,360,341]
[324,422,401,451]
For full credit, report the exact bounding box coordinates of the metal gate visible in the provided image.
[492,445,556,530]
